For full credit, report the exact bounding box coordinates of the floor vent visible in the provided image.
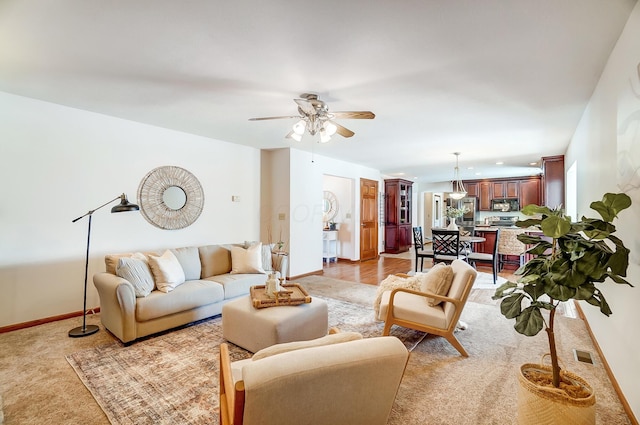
[573,349,594,364]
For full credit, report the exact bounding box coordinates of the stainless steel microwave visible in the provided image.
[491,198,520,212]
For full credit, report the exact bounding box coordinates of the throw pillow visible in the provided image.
[418,263,454,306]
[170,246,201,281]
[373,274,421,319]
[252,332,363,361]
[147,250,186,293]
[230,242,265,274]
[115,253,155,297]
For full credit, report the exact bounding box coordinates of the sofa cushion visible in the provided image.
[418,263,454,306]
[199,245,232,278]
[115,254,155,297]
[206,273,267,299]
[170,246,202,281]
[135,280,225,322]
[148,250,186,293]
[231,243,265,274]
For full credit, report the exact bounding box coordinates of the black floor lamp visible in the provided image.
[69,193,139,338]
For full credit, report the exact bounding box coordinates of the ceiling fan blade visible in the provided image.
[330,121,355,138]
[331,111,375,119]
[248,116,300,121]
[294,98,316,116]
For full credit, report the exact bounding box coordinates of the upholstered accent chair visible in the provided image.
[219,335,409,425]
[412,226,434,272]
[378,259,477,357]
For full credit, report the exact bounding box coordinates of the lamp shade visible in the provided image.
[111,193,140,213]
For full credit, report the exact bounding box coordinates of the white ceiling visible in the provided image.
[0,0,636,183]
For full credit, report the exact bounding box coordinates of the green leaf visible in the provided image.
[500,294,525,319]
[492,281,518,299]
[607,234,630,276]
[514,306,545,336]
[604,272,633,286]
[574,283,596,300]
[590,193,632,222]
[527,241,553,256]
[594,290,613,316]
[521,204,553,216]
[516,219,542,229]
[540,215,571,238]
[517,233,543,245]
[546,280,576,301]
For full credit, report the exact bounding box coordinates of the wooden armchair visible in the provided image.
[219,335,409,425]
[378,259,477,357]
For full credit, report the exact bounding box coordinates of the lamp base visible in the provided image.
[68,324,99,338]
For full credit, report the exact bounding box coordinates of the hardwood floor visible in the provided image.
[321,255,576,317]
[321,256,517,286]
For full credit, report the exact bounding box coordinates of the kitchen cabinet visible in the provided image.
[465,182,478,198]
[492,180,519,199]
[542,155,565,209]
[519,178,541,209]
[473,229,497,254]
[478,182,492,211]
[463,176,541,211]
[384,179,413,253]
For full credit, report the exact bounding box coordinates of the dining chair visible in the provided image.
[466,228,501,284]
[431,228,466,264]
[412,226,434,272]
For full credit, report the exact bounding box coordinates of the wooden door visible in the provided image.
[360,178,378,261]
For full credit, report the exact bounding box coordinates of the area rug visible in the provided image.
[66,281,630,425]
[66,295,424,425]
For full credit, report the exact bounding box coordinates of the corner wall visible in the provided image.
[566,2,640,418]
[0,92,262,327]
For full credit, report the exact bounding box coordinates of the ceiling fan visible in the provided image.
[249,93,375,143]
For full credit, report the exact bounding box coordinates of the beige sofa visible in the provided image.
[93,243,287,344]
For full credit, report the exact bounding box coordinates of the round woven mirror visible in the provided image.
[138,166,204,230]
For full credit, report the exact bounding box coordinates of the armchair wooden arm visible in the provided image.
[219,343,245,425]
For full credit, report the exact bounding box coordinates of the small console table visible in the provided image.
[323,230,338,263]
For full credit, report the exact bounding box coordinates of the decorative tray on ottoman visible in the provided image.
[250,283,312,309]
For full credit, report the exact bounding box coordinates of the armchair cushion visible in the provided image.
[417,263,454,306]
[252,331,363,361]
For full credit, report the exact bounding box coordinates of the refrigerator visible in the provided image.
[449,197,477,228]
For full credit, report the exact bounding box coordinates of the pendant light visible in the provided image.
[449,152,467,200]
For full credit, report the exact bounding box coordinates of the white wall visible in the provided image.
[0,92,262,327]
[565,2,640,418]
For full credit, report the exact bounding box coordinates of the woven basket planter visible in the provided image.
[517,363,595,425]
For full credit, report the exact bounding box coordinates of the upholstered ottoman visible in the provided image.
[222,295,328,352]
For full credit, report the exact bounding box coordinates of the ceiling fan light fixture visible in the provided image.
[449,152,467,200]
[323,121,337,136]
[290,132,303,142]
[319,128,332,143]
[292,119,307,135]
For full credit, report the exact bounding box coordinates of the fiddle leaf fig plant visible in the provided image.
[493,192,633,388]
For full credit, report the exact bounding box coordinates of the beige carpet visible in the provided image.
[0,277,632,424]
[65,296,426,425]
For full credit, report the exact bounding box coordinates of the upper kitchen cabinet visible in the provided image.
[519,177,541,208]
[478,181,492,211]
[493,180,519,198]
[465,182,478,198]
[463,176,541,211]
[541,155,565,209]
